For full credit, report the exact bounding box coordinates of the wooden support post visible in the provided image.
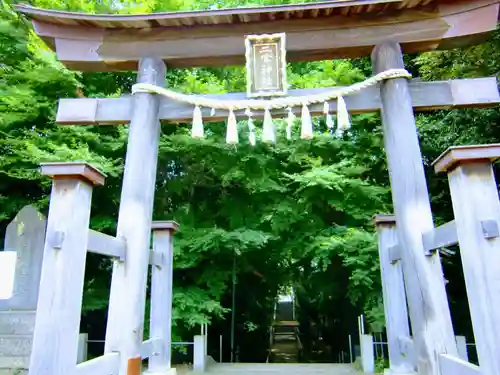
[434,144,500,375]
[374,215,414,374]
[149,221,179,373]
[372,41,457,375]
[28,162,105,375]
[105,57,166,374]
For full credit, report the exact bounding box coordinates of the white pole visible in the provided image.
[348,334,353,363]
[204,324,208,357]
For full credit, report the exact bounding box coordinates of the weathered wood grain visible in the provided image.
[87,229,126,261]
[55,77,500,125]
[15,1,420,28]
[372,41,457,375]
[398,336,415,365]
[433,143,500,174]
[104,58,165,375]
[442,146,500,375]
[149,222,178,371]
[40,162,105,186]
[75,353,119,375]
[28,163,104,375]
[438,354,481,375]
[16,1,500,70]
[422,220,458,254]
[374,215,414,374]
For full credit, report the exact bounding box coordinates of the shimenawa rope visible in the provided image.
[131,68,411,144]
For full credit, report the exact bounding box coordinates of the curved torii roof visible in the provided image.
[15,0,500,71]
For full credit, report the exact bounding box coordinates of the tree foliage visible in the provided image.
[1,0,499,361]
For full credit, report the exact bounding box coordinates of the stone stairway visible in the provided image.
[204,363,361,374]
[270,297,301,363]
[270,332,298,363]
[0,311,34,374]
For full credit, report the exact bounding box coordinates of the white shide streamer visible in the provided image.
[131,69,411,144]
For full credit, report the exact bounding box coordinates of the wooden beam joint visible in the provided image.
[47,230,64,249]
[422,220,458,255]
[481,219,499,239]
[149,251,164,268]
[388,245,401,263]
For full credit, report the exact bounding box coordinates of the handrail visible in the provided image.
[295,327,303,351]
[266,325,274,363]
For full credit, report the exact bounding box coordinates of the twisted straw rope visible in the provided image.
[131,69,411,111]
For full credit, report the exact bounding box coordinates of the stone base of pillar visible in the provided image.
[144,368,177,375]
[384,369,417,375]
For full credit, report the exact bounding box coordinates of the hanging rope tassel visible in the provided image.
[337,96,351,134]
[249,119,256,146]
[245,108,256,146]
[323,101,335,130]
[191,105,204,138]
[286,107,295,140]
[262,108,276,144]
[300,104,313,139]
[226,109,239,144]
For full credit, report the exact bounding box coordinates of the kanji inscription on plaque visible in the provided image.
[245,33,287,98]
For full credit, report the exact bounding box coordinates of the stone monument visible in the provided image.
[0,205,46,374]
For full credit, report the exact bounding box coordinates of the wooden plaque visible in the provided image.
[245,33,287,98]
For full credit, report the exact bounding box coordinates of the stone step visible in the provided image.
[0,355,29,370]
[274,334,295,341]
[0,370,28,375]
[0,312,36,336]
[205,363,360,374]
[0,336,32,357]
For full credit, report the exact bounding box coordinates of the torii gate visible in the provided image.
[15,1,500,375]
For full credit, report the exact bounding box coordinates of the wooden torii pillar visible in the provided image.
[14,2,500,375]
[372,42,458,375]
[103,58,166,374]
